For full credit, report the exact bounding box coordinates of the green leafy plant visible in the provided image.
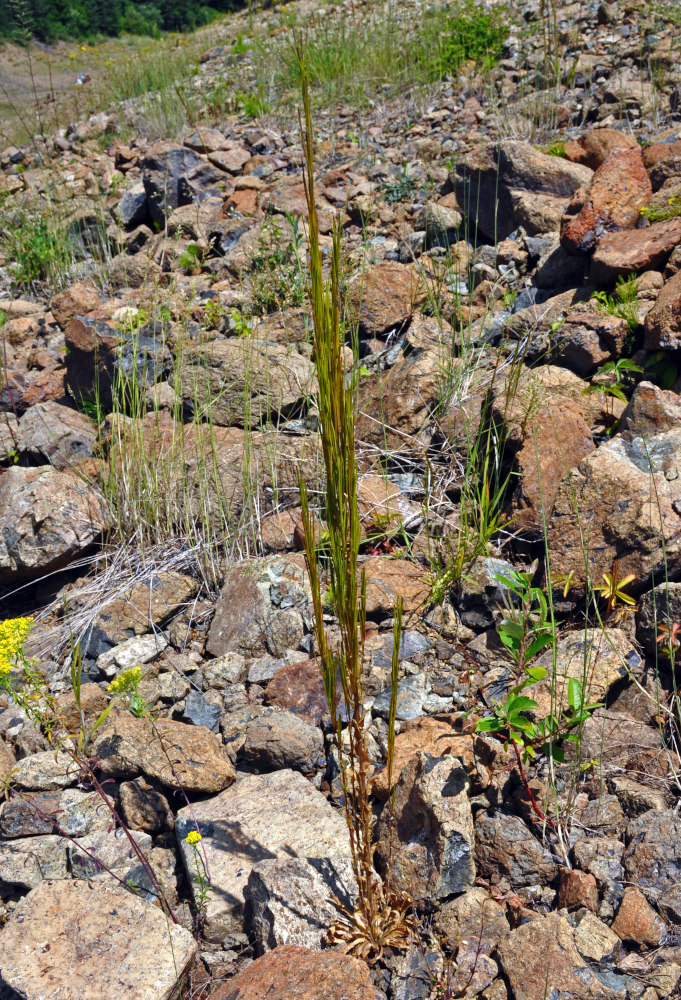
[384,166,415,205]
[434,6,509,75]
[640,194,681,223]
[644,350,679,390]
[475,568,599,825]
[591,274,640,333]
[177,243,207,272]
[593,564,636,619]
[203,298,225,329]
[235,86,270,119]
[543,139,567,158]
[583,357,643,430]
[250,214,305,314]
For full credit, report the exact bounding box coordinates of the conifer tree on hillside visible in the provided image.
[0,0,237,41]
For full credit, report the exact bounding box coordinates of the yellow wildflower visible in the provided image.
[0,617,33,675]
[107,666,143,695]
[185,830,202,845]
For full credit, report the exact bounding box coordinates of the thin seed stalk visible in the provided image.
[296,35,389,938]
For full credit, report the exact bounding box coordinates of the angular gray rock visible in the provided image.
[239,710,323,773]
[624,809,681,920]
[180,338,316,429]
[452,140,592,241]
[206,555,312,659]
[474,813,558,888]
[141,141,222,225]
[175,769,351,941]
[375,752,475,906]
[0,466,106,584]
[16,401,97,469]
[0,835,68,889]
[246,856,357,953]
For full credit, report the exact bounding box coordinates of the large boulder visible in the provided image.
[141,141,222,226]
[452,140,592,241]
[94,711,236,794]
[0,466,106,585]
[375,752,475,906]
[624,809,681,921]
[497,912,619,1000]
[546,431,681,586]
[209,945,380,1000]
[561,147,652,255]
[0,879,197,1000]
[356,345,440,456]
[643,140,681,191]
[16,400,97,469]
[566,127,639,171]
[246,857,357,953]
[175,769,351,940]
[591,216,681,284]
[345,262,426,336]
[180,338,316,428]
[206,555,311,659]
[64,315,168,410]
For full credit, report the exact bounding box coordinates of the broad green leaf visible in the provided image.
[567,678,583,712]
[525,665,547,683]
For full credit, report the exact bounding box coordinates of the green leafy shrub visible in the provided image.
[435,7,509,75]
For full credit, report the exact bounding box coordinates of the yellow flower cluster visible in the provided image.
[107,666,142,695]
[185,830,202,846]
[0,617,33,676]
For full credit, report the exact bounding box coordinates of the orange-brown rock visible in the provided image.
[644,268,681,350]
[591,216,681,284]
[558,868,599,912]
[264,658,330,726]
[508,401,594,537]
[362,555,430,615]
[642,140,681,191]
[51,281,101,328]
[356,347,440,457]
[611,886,666,946]
[210,946,381,1000]
[561,147,652,255]
[574,128,639,170]
[346,261,426,336]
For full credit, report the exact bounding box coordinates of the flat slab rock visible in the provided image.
[209,944,381,1000]
[175,769,351,941]
[0,878,197,1000]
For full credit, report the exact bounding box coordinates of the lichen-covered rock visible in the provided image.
[246,857,357,953]
[0,466,106,584]
[0,879,197,1000]
[94,711,236,793]
[498,913,619,1000]
[175,769,351,940]
[375,752,475,906]
[474,813,558,888]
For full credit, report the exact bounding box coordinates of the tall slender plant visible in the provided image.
[296,38,413,962]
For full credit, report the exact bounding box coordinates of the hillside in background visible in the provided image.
[0,0,241,41]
